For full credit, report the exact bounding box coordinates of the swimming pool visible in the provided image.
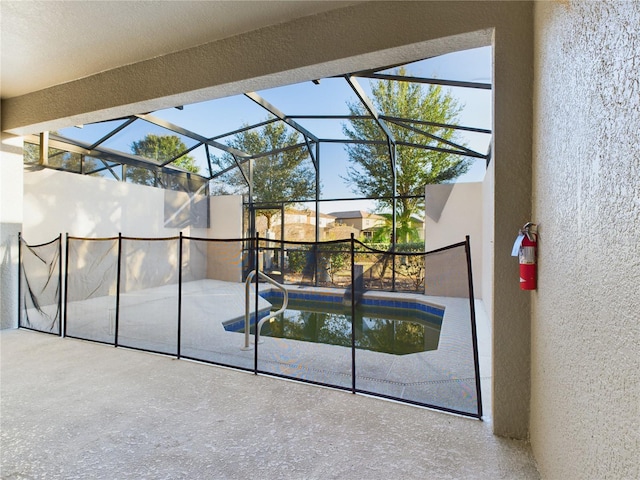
[228,295,443,355]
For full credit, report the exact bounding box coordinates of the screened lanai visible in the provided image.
[19,47,492,418]
[23,47,492,262]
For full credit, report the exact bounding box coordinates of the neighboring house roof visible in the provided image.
[329,210,385,220]
[284,208,336,219]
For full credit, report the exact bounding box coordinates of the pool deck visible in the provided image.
[38,279,493,415]
[1,328,539,479]
[92,280,489,415]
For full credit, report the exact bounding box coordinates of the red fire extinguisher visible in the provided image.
[513,222,537,290]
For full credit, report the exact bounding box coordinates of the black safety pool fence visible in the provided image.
[18,233,62,336]
[18,233,482,419]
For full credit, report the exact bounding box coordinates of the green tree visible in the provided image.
[343,68,469,242]
[369,213,422,246]
[213,120,315,232]
[130,134,199,186]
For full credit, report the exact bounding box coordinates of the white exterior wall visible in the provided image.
[207,195,243,239]
[23,168,186,242]
[22,168,244,242]
[425,182,483,299]
[0,134,24,329]
[531,2,639,479]
[318,215,335,229]
[22,168,245,286]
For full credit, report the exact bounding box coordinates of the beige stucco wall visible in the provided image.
[531,1,640,478]
[206,195,244,282]
[425,182,483,298]
[2,1,534,439]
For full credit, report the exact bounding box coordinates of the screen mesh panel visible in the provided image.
[179,237,254,370]
[354,242,480,416]
[19,236,61,335]
[255,239,354,390]
[355,245,392,292]
[117,238,179,354]
[65,237,118,343]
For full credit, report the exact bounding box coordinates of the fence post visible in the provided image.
[391,245,397,292]
[177,232,183,359]
[17,232,22,328]
[465,235,483,419]
[350,233,356,394]
[115,233,122,347]
[63,233,70,337]
[57,233,63,337]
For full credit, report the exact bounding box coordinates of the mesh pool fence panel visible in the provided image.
[117,237,179,355]
[179,237,253,371]
[20,234,482,418]
[18,234,62,335]
[65,237,118,343]
[255,238,355,390]
[354,241,480,416]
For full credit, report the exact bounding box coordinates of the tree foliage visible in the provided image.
[213,120,315,231]
[129,134,199,186]
[131,134,198,172]
[343,68,469,240]
[369,213,422,246]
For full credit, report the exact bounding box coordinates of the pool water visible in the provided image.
[245,299,442,355]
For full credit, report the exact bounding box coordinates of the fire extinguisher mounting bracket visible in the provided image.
[511,223,538,257]
[520,222,537,242]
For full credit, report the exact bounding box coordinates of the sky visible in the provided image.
[58,46,492,215]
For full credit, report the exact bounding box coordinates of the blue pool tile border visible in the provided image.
[259,288,446,317]
[225,288,445,333]
[358,298,444,316]
[223,308,271,332]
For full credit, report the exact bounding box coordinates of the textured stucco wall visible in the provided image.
[531,1,640,478]
[2,1,534,439]
[491,4,534,439]
[482,158,495,322]
[0,134,24,329]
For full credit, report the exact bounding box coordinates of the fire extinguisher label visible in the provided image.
[519,246,536,264]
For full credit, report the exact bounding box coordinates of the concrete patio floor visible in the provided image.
[1,329,539,479]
